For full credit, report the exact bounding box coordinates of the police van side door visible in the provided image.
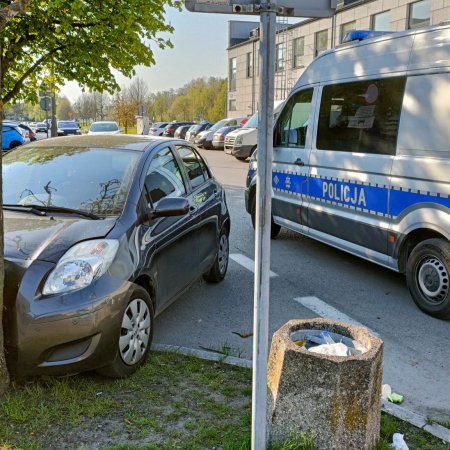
[307,76,406,265]
[272,87,316,231]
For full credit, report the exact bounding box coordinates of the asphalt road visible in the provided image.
[154,146,450,422]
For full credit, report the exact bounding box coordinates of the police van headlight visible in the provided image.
[235,136,243,145]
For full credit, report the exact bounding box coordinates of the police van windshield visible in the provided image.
[243,112,258,129]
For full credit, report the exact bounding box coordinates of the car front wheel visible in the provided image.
[98,286,154,378]
[406,238,450,319]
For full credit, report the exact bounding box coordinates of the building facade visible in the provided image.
[227,0,449,117]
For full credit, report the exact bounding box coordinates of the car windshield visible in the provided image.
[90,122,119,132]
[2,146,141,216]
[58,122,79,128]
[243,112,258,129]
[210,119,229,132]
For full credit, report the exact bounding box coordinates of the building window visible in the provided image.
[372,11,391,31]
[229,99,236,111]
[229,57,237,91]
[246,52,253,78]
[408,0,431,29]
[340,21,356,43]
[315,30,328,57]
[276,43,285,72]
[293,37,305,68]
[317,77,406,155]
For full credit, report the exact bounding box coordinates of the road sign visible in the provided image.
[185,0,336,17]
[39,97,51,111]
[39,83,51,98]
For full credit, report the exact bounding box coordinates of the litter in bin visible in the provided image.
[309,342,349,356]
[290,329,368,356]
[391,433,409,450]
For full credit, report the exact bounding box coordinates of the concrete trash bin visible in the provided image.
[267,318,383,450]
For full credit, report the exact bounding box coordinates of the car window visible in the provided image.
[145,147,186,206]
[175,146,206,190]
[2,146,140,216]
[317,77,406,155]
[275,89,313,148]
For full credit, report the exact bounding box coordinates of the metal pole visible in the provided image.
[252,6,276,450]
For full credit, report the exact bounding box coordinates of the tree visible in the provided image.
[56,96,73,120]
[1,0,180,106]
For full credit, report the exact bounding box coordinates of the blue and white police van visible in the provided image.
[245,24,450,319]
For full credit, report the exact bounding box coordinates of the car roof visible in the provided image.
[28,134,185,152]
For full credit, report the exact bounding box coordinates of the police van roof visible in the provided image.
[293,23,450,90]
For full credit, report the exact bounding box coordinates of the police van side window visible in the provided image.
[316,77,406,155]
[275,89,313,148]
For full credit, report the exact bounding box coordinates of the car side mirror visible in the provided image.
[151,197,189,218]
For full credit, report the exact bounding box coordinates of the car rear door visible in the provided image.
[174,145,221,275]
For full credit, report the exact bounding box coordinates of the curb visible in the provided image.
[152,343,252,369]
[153,343,450,444]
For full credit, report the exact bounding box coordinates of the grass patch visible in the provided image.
[0,350,448,450]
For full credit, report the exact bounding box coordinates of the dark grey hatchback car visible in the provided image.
[2,135,230,378]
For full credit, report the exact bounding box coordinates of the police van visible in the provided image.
[245,24,450,319]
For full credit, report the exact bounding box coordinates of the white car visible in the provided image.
[148,122,169,136]
[88,121,121,135]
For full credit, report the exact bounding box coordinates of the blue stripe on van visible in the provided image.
[269,171,450,218]
[390,190,450,217]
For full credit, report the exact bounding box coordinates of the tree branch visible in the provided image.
[2,45,65,104]
[0,0,32,32]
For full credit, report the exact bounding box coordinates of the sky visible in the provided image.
[61,9,299,103]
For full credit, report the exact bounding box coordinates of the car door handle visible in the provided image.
[213,189,220,198]
[294,158,304,166]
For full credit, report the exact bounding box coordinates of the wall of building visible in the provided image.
[227,0,450,117]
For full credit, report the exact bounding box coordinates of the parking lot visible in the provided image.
[154,147,450,423]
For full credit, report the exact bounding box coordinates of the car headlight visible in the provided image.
[43,239,119,295]
[235,136,243,145]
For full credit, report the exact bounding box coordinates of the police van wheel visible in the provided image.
[406,238,450,320]
[250,196,281,239]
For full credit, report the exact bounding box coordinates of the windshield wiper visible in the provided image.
[3,204,47,216]
[3,204,101,220]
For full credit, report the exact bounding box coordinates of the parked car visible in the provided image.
[163,121,195,138]
[174,124,193,139]
[2,123,26,150]
[186,121,214,144]
[88,121,121,135]
[225,101,284,160]
[148,122,169,136]
[57,121,82,136]
[212,126,242,150]
[2,135,230,378]
[197,117,247,149]
[18,123,37,142]
[35,122,48,133]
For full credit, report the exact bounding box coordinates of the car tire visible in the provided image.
[9,141,21,149]
[406,238,450,319]
[203,227,229,283]
[250,195,281,239]
[97,286,154,378]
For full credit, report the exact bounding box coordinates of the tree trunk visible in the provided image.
[0,78,11,396]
